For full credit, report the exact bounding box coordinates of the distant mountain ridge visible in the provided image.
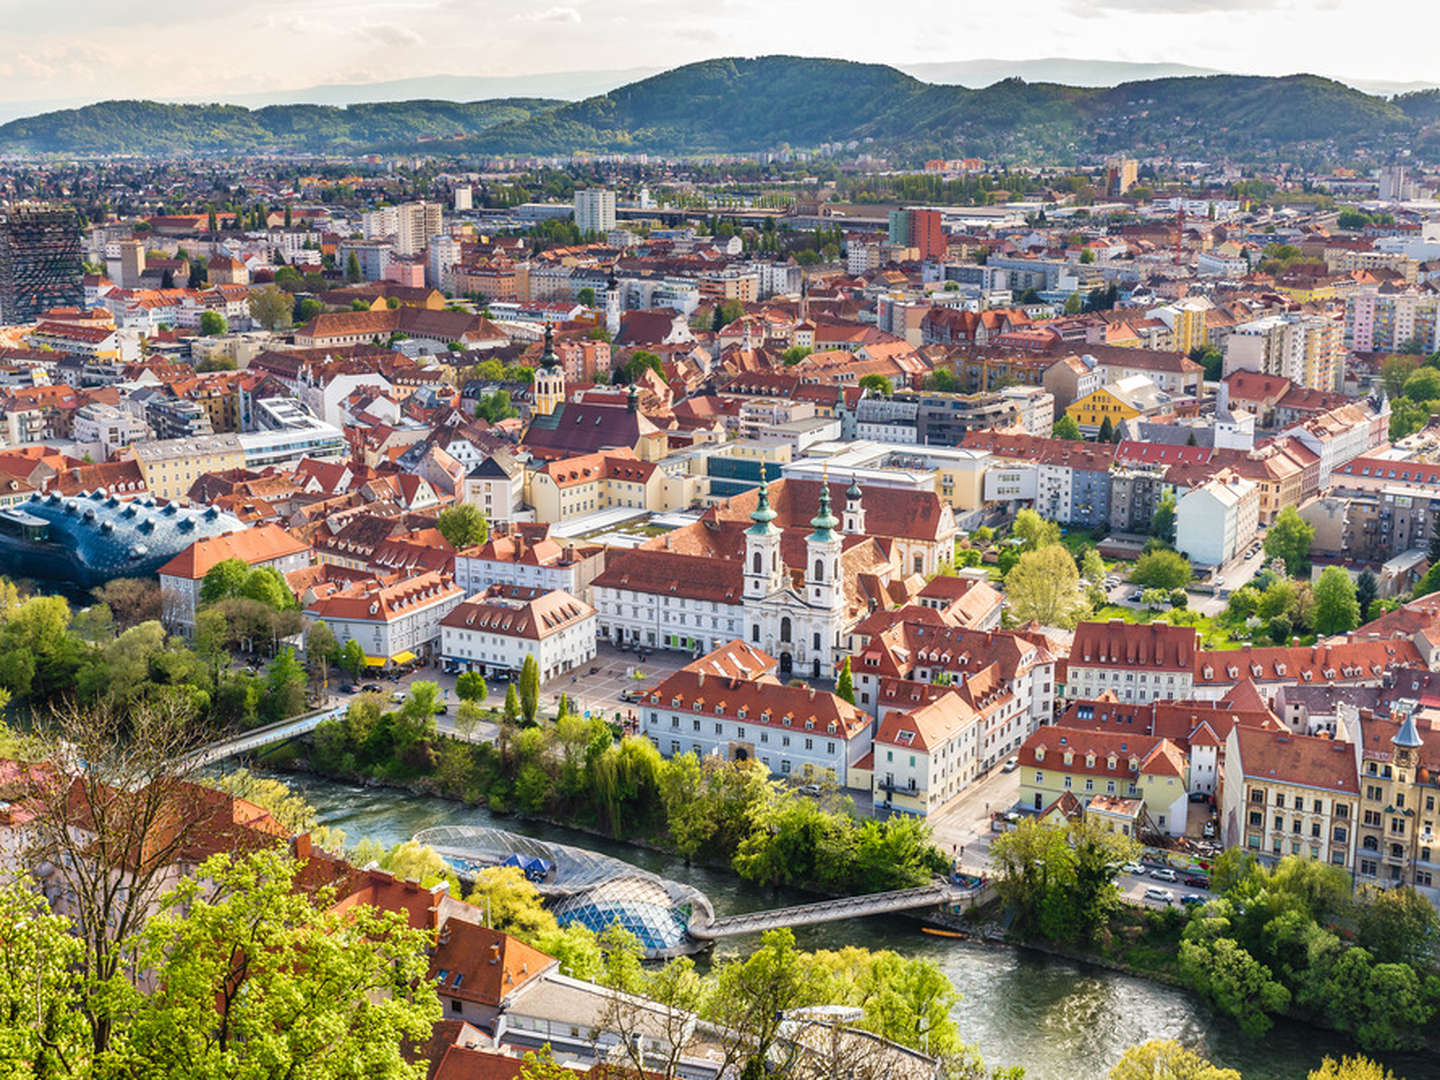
[2,55,1436,161]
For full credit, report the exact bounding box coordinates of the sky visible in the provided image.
[0,0,1432,106]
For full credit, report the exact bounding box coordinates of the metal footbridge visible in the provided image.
[689,880,986,939]
[184,704,346,769]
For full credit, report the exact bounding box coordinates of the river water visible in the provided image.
[281,771,1414,1080]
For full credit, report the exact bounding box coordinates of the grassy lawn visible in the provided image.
[1089,604,1257,650]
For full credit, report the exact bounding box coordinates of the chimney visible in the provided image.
[292,833,312,859]
[697,671,705,687]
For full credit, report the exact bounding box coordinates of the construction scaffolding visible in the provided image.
[0,206,84,325]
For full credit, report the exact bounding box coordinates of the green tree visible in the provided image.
[1149,491,1178,545]
[1178,936,1290,1037]
[436,504,490,549]
[781,345,812,366]
[198,309,228,336]
[518,655,540,724]
[625,350,665,382]
[1052,413,1083,440]
[1402,366,1440,401]
[835,656,855,704]
[338,638,366,679]
[1265,506,1315,577]
[466,865,559,940]
[1354,884,1440,966]
[0,876,90,1076]
[503,682,521,723]
[112,848,440,1079]
[200,556,250,604]
[1129,548,1192,590]
[296,296,323,323]
[1308,1057,1404,1080]
[262,647,307,721]
[305,619,338,666]
[240,564,296,610]
[1356,569,1379,623]
[1011,508,1062,550]
[456,669,488,702]
[1097,414,1114,442]
[1080,547,1107,584]
[345,251,362,282]
[1108,1040,1240,1080]
[1313,566,1361,636]
[859,373,894,396]
[248,285,294,331]
[1005,545,1088,628]
[577,286,596,306]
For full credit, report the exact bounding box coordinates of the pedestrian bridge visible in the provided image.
[688,880,987,939]
[184,703,346,770]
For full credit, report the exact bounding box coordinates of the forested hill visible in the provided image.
[0,98,559,155]
[3,55,1436,162]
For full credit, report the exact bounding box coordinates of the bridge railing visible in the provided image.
[690,880,970,939]
[184,702,347,769]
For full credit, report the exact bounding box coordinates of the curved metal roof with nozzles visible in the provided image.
[0,491,244,588]
[413,823,714,957]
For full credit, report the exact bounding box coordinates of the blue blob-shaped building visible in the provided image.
[0,491,244,589]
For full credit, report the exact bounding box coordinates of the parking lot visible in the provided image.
[327,642,691,727]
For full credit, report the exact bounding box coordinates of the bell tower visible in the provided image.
[842,476,866,535]
[533,324,565,417]
[744,464,784,602]
[806,473,842,611]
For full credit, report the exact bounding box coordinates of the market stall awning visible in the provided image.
[390,650,417,665]
[364,655,386,667]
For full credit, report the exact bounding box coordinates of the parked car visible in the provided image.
[1149,867,1178,882]
[390,691,407,704]
[434,704,448,716]
[361,683,383,694]
[1144,886,1174,904]
[1121,861,1145,875]
[1202,821,1217,839]
[1180,894,1206,907]
[1001,757,1019,773]
[1183,874,1210,889]
[798,784,821,797]
[339,684,356,694]
[1188,791,1210,803]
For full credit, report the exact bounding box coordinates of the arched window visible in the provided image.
[752,551,762,574]
[752,624,760,643]
[813,558,824,581]
[780,617,792,642]
[1363,836,1379,851]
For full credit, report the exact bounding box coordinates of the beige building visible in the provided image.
[1220,724,1359,872]
[128,434,245,501]
[526,449,703,524]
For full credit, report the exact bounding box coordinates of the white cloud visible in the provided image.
[512,6,582,22]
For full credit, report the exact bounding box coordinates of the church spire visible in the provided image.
[748,463,778,535]
[810,470,838,542]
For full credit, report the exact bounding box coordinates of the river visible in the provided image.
[279,771,1412,1080]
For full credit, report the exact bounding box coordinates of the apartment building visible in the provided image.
[1220,725,1359,872]
[573,188,616,235]
[1019,725,1191,836]
[1064,621,1200,704]
[303,571,465,665]
[1175,473,1259,567]
[1223,313,1343,391]
[641,654,871,787]
[158,523,313,634]
[439,585,596,682]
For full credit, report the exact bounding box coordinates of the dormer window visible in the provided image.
[1063,750,1074,765]
[1085,752,1096,768]
[1035,746,1046,762]
[1107,754,1117,770]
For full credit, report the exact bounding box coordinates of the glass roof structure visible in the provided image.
[0,491,243,589]
[414,824,713,957]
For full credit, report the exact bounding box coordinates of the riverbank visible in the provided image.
[271,766,1376,1080]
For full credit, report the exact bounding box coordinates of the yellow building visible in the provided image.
[128,434,245,502]
[1018,725,1191,837]
[527,450,703,524]
[1170,302,1209,355]
[1066,375,1165,437]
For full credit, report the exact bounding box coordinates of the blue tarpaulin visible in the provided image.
[501,853,552,881]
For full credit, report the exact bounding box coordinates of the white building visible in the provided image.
[640,644,871,786]
[439,586,595,682]
[1175,474,1259,568]
[453,525,605,603]
[158,524,313,635]
[71,401,149,459]
[304,571,465,665]
[574,188,617,235]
